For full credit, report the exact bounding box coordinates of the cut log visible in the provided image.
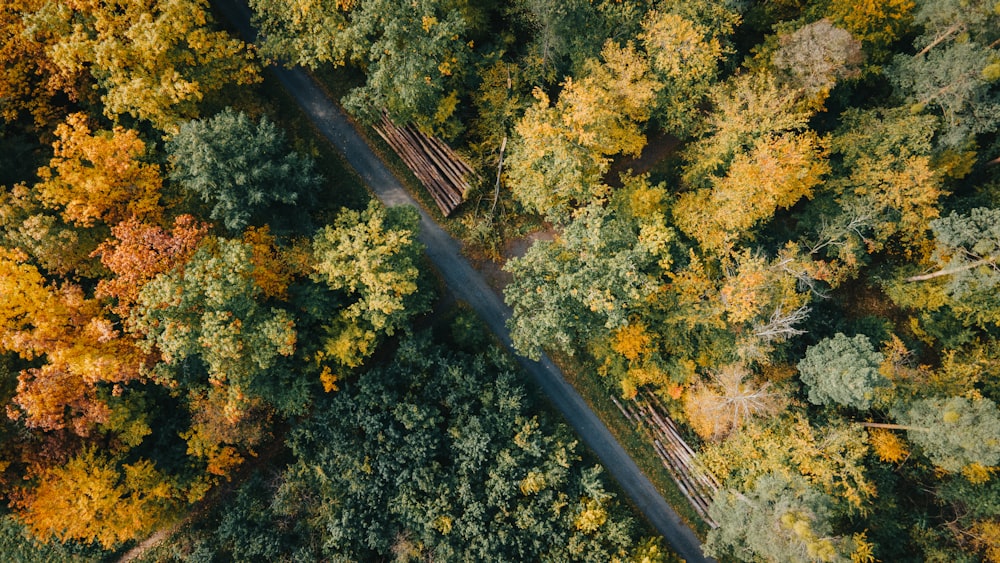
[374,114,474,216]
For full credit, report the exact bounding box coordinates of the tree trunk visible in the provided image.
[905,256,996,282]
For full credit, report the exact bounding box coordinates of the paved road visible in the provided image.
[213,2,711,561]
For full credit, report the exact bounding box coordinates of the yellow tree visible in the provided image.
[0,0,88,128]
[27,0,259,131]
[675,130,829,252]
[0,247,147,434]
[17,447,180,548]
[35,113,163,228]
[507,40,661,220]
[640,10,729,136]
[681,72,816,191]
[819,0,915,61]
[828,107,946,255]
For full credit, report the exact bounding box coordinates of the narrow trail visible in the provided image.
[209,2,713,561]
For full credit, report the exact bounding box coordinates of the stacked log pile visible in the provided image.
[611,390,721,527]
[373,114,474,216]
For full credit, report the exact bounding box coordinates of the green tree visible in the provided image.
[167,108,322,233]
[504,196,658,360]
[797,333,889,410]
[131,237,301,415]
[705,473,866,563]
[0,513,103,563]
[904,208,1000,326]
[890,41,1000,149]
[251,0,479,134]
[272,334,650,561]
[894,396,1000,472]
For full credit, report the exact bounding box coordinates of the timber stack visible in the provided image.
[611,391,721,527]
[374,113,474,216]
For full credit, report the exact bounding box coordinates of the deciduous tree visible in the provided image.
[16,448,179,548]
[684,363,788,441]
[311,202,427,369]
[506,41,661,220]
[504,198,658,360]
[771,19,863,100]
[827,106,946,253]
[131,237,300,416]
[640,10,727,136]
[35,113,162,228]
[93,215,210,317]
[0,248,146,434]
[25,0,258,131]
[675,130,828,252]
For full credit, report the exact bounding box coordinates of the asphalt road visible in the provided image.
[212,2,712,560]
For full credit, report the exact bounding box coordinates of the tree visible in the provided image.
[675,130,828,252]
[911,0,999,55]
[906,208,1000,326]
[894,396,1000,472]
[25,0,258,131]
[0,0,87,129]
[131,237,300,415]
[0,183,107,277]
[0,513,104,563]
[311,202,428,369]
[249,0,352,69]
[818,0,915,61]
[705,472,867,563]
[252,0,480,134]
[506,41,661,220]
[827,106,946,252]
[797,333,889,410]
[16,448,180,549]
[680,72,816,191]
[34,113,162,228]
[271,334,651,561]
[93,215,210,317]
[504,197,658,360]
[0,248,147,434]
[771,19,863,100]
[701,415,876,512]
[890,41,1000,149]
[167,108,322,232]
[640,10,728,136]
[684,363,788,441]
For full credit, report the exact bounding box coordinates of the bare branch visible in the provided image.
[753,303,811,342]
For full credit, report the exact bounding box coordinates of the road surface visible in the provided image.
[212,2,712,561]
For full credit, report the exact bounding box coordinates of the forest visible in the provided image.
[2,0,1000,561]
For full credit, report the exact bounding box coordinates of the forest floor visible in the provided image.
[207,1,712,561]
